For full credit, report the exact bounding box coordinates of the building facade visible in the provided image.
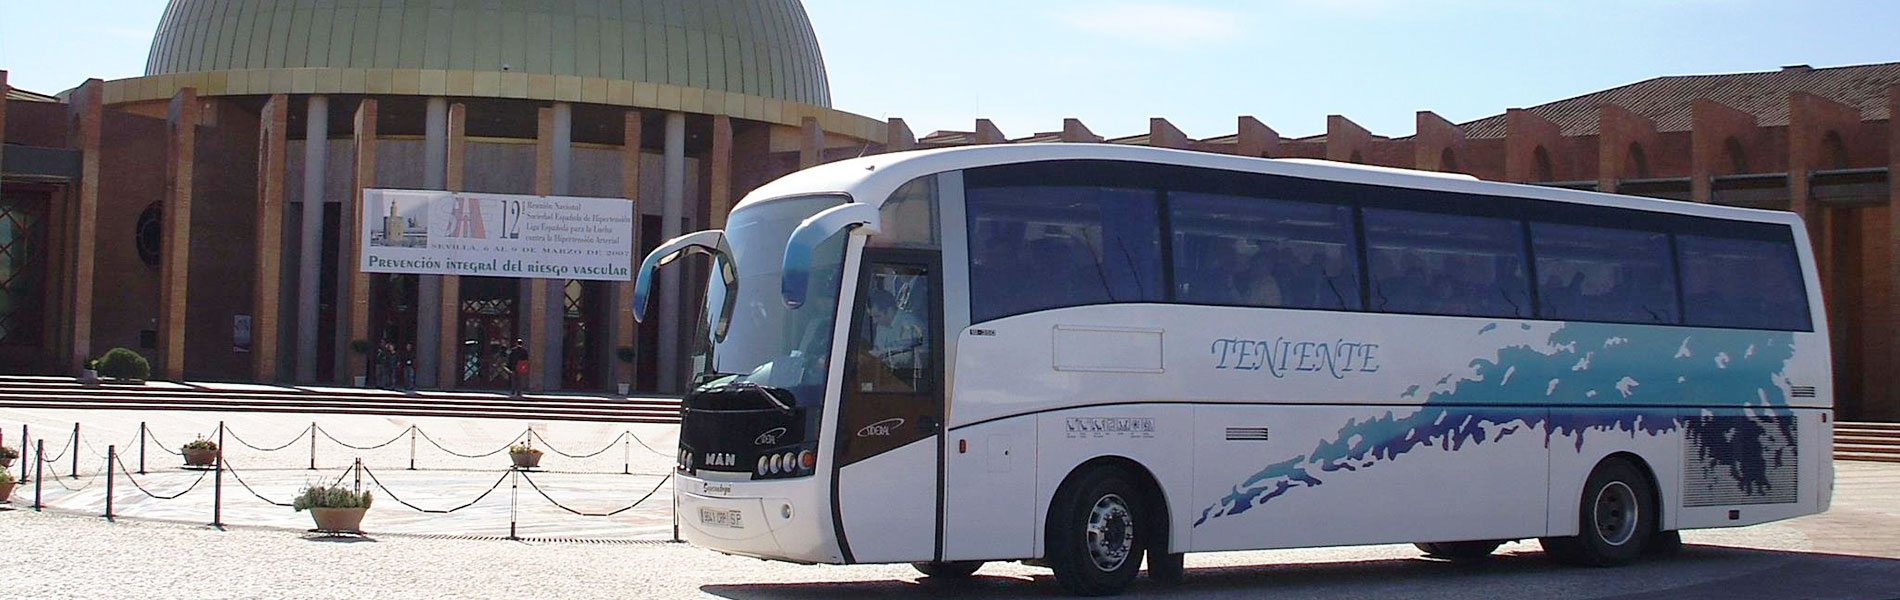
[1,3,1897,421]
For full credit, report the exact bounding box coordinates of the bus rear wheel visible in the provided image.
[1047,466,1147,596]
[1414,540,1504,560]
[912,561,984,579]
[1540,458,1655,567]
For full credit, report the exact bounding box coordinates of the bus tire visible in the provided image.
[1414,540,1504,560]
[1147,551,1185,584]
[1540,458,1655,567]
[1047,465,1147,596]
[912,561,984,579]
[1645,529,1683,557]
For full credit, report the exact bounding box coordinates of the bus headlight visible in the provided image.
[757,455,770,476]
[751,443,819,480]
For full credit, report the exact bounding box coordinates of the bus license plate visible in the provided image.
[700,508,744,529]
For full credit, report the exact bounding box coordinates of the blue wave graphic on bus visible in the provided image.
[1193,322,1797,527]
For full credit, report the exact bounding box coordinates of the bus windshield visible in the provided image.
[698,195,849,408]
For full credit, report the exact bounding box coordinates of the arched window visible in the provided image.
[1439,148,1459,173]
[1721,137,1749,174]
[1532,146,1554,182]
[1821,131,1849,169]
[1624,143,1650,179]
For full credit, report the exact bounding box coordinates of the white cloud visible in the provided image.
[1058,2,1246,48]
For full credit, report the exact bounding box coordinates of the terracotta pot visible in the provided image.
[183,448,219,467]
[510,450,543,469]
[0,456,13,468]
[309,507,368,533]
[0,480,15,503]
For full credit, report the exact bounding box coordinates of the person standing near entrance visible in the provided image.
[509,339,530,397]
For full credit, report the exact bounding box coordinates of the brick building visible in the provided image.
[0,3,1896,420]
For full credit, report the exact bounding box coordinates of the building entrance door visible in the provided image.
[457,277,520,389]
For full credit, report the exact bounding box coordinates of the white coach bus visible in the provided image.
[634,144,1832,596]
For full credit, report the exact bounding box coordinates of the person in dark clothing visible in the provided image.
[508,339,530,397]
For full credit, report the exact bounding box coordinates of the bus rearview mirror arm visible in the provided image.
[781,203,881,308]
[633,230,737,338]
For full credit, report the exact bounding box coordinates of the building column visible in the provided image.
[342,99,377,385]
[1060,118,1102,144]
[1596,104,1659,195]
[416,97,448,388]
[296,95,329,382]
[1234,116,1279,158]
[527,107,555,393]
[887,117,917,151]
[437,103,466,389]
[158,88,199,381]
[253,94,289,381]
[544,102,572,391]
[658,111,686,392]
[68,79,104,373]
[799,116,823,168]
[1149,118,1190,150]
[1885,85,1900,421]
[1689,99,1759,204]
[614,111,642,393]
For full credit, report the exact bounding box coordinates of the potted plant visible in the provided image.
[181,437,219,468]
[95,347,151,383]
[294,484,373,533]
[348,340,374,387]
[0,445,16,469]
[0,470,15,504]
[614,346,637,395]
[79,358,101,386]
[508,442,543,470]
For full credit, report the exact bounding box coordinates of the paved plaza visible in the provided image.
[2,408,1898,599]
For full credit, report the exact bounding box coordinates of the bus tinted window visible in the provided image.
[1364,208,1531,318]
[966,185,1163,322]
[1169,192,1361,310]
[1531,223,1678,324]
[1678,234,1810,330]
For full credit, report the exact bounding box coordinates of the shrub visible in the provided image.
[0,470,13,485]
[0,446,17,461]
[95,348,151,380]
[293,485,373,512]
[181,438,218,453]
[508,443,542,456]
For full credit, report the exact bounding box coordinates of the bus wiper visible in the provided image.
[730,381,795,414]
[1323,273,1347,309]
[1500,288,1522,317]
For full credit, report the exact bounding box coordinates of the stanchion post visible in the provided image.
[104,445,115,519]
[308,422,317,470]
[623,433,630,475]
[70,422,80,478]
[138,422,147,474]
[19,424,28,483]
[32,440,44,510]
[509,469,519,541]
[353,457,362,494]
[408,426,416,471]
[211,421,225,528]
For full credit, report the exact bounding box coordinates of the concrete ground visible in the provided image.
[2,407,1897,599]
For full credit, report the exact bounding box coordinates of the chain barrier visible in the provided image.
[361,465,511,514]
[36,431,74,464]
[414,427,523,459]
[111,454,209,500]
[519,470,673,517]
[141,424,187,456]
[222,461,301,507]
[527,429,627,460]
[37,454,101,492]
[314,424,413,451]
[225,424,313,453]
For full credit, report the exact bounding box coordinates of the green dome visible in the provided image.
[144,0,831,107]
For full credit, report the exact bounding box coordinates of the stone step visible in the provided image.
[1834,452,1900,463]
[0,385,682,412]
[1834,435,1900,445]
[1831,444,1900,456]
[1837,421,1900,432]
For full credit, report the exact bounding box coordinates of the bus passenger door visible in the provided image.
[831,250,945,563]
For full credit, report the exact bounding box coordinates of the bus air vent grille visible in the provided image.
[1682,415,1799,508]
[1225,427,1271,441]
[1790,386,1817,398]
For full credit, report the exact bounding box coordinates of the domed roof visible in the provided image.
[144,0,831,107]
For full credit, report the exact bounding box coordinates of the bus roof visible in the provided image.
[733,144,1803,229]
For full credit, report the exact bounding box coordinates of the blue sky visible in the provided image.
[5,1,1896,139]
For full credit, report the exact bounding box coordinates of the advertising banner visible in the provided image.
[361,189,635,281]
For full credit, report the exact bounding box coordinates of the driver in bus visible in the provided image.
[857,287,925,392]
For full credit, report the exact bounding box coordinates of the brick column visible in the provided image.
[1413,111,1464,172]
[1325,115,1373,164]
[1689,99,1759,204]
[68,79,104,373]
[1234,116,1279,158]
[1061,118,1104,144]
[157,89,199,381]
[436,102,466,389]
[973,119,1006,145]
[800,116,824,168]
[1787,91,1865,419]
[1596,104,1659,194]
[614,111,643,393]
[1148,118,1190,150]
[343,99,377,385]
[252,94,289,381]
[1885,85,1900,421]
[887,118,917,151]
[1505,109,1567,182]
[527,106,555,393]
[710,115,734,228]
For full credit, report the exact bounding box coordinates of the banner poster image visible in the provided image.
[361,189,635,281]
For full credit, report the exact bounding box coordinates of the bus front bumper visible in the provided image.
[675,476,839,564]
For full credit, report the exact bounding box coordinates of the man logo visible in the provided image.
[856,418,905,438]
[704,453,737,467]
[754,427,787,446]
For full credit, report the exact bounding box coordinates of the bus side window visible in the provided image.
[1530,222,1678,324]
[1677,234,1810,331]
[1168,192,1361,310]
[855,265,934,393]
[1363,208,1531,318]
[966,185,1162,323]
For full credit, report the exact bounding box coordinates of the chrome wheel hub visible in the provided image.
[1085,493,1135,572]
[1593,481,1640,546]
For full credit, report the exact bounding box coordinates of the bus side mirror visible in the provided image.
[633,230,735,329]
[781,203,881,308]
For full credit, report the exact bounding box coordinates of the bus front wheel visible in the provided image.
[1540,458,1656,566]
[1047,466,1148,596]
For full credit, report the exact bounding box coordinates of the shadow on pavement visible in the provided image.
[700,545,1900,600]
